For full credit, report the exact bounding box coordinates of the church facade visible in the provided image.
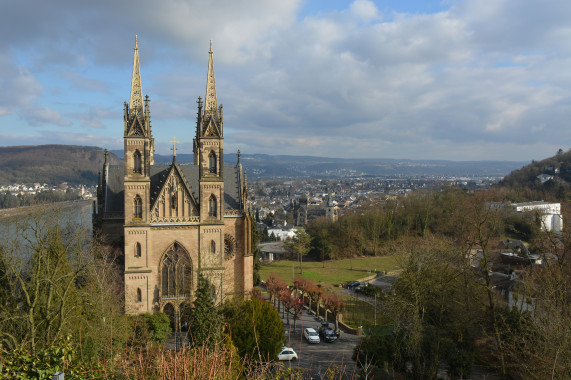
[93,38,254,315]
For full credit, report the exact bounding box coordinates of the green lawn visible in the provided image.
[338,294,394,328]
[259,256,400,287]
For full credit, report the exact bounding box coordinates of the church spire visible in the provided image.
[129,35,144,114]
[204,40,218,116]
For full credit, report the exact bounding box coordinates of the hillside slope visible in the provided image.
[0,145,121,186]
[497,148,571,198]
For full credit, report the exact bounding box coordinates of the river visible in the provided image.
[0,200,94,250]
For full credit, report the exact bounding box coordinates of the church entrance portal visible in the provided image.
[163,302,176,330]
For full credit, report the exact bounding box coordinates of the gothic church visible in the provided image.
[93,38,254,315]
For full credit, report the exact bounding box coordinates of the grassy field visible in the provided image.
[339,294,395,328]
[259,256,401,287]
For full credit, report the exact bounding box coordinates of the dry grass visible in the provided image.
[113,343,264,380]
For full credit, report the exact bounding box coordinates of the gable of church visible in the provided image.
[127,117,146,137]
[150,165,199,223]
[203,118,221,137]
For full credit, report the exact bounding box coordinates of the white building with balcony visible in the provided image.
[512,201,562,234]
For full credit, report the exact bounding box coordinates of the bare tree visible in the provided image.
[0,207,99,353]
[283,228,311,274]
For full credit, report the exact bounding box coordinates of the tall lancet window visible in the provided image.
[210,240,216,254]
[208,195,217,217]
[161,244,192,298]
[208,151,217,173]
[134,195,143,219]
[133,150,142,174]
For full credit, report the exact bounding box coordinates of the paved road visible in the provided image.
[276,306,362,379]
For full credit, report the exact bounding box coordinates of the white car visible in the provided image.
[303,327,320,343]
[278,347,298,361]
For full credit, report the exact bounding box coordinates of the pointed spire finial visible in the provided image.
[204,40,217,116]
[129,35,144,114]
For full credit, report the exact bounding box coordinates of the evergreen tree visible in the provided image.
[223,298,284,361]
[189,275,222,348]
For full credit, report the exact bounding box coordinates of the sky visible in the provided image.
[1,0,570,161]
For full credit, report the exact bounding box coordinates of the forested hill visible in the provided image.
[497,148,571,197]
[0,145,121,186]
[0,144,528,186]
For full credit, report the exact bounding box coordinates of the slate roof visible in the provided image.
[104,164,242,214]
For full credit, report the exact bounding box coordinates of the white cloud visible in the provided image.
[20,105,72,127]
[349,0,380,23]
[75,106,115,129]
[0,54,42,115]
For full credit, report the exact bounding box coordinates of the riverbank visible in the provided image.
[0,199,92,220]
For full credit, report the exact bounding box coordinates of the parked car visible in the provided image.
[303,327,320,343]
[318,325,338,343]
[278,347,298,361]
[345,281,360,289]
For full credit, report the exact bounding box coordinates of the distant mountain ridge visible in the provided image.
[112,150,525,179]
[0,145,121,186]
[0,144,527,186]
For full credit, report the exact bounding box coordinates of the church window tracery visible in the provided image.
[160,243,192,299]
[134,195,143,219]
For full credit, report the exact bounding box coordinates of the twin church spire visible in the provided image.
[127,36,221,145]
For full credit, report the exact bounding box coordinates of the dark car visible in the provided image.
[345,281,360,289]
[319,323,338,343]
[354,282,368,293]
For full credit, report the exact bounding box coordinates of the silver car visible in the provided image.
[303,327,320,343]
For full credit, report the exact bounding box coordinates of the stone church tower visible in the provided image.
[94,37,254,318]
[325,195,339,222]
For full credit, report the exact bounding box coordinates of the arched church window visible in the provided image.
[136,288,142,302]
[208,151,217,173]
[211,284,217,302]
[210,240,216,254]
[224,235,236,260]
[208,195,217,217]
[134,195,143,219]
[135,242,142,257]
[133,150,142,174]
[161,244,192,298]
